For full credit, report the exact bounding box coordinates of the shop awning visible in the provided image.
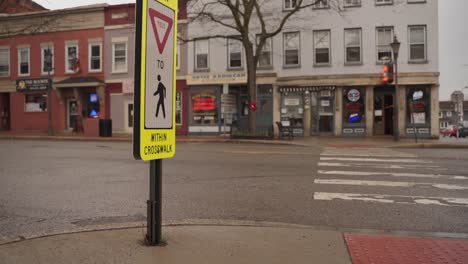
[279,86,336,93]
[54,76,104,88]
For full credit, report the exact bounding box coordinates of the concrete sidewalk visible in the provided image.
[1,130,468,148]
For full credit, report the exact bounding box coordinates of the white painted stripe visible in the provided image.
[321,153,417,158]
[317,170,468,180]
[313,192,468,207]
[320,157,432,164]
[318,162,446,170]
[314,179,468,190]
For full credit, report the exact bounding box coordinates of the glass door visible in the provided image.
[67,99,78,130]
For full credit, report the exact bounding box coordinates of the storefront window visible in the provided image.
[24,94,47,112]
[176,91,182,125]
[343,87,365,124]
[407,86,430,126]
[85,92,100,118]
[281,95,303,127]
[191,89,218,125]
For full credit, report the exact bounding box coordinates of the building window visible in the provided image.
[408,0,425,3]
[283,0,297,10]
[446,111,452,117]
[0,47,9,77]
[195,39,209,70]
[176,91,182,125]
[407,86,430,125]
[376,0,393,5]
[191,88,217,125]
[344,0,361,7]
[314,0,329,9]
[18,47,30,76]
[408,25,427,62]
[313,30,331,65]
[89,43,102,72]
[343,87,365,124]
[257,36,272,68]
[439,111,443,118]
[376,27,393,63]
[283,32,300,67]
[281,95,303,128]
[228,38,243,69]
[344,28,361,64]
[25,94,47,112]
[65,44,79,73]
[41,46,54,75]
[112,42,127,73]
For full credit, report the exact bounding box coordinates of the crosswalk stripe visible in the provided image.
[318,162,446,170]
[314,179,468,190]
[317,170,468,180]
[320,157,432,164]
[313,192,468,207]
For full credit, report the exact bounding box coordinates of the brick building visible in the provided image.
[0,0,46,14]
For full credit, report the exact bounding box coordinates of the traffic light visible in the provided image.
[381,63,394,84]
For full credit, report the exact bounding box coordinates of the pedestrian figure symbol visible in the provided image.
[154,74,166,118]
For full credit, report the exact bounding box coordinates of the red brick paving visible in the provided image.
[345,234,468,264]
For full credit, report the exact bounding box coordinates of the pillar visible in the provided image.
[398,85,406,138]
[303,91,311,136]
[273,84,280,137]
[365,86,374,137]
[334,86,342,136]
[431,84,440,138]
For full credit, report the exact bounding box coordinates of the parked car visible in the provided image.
[442,125,458,137]
[459,127,468,138]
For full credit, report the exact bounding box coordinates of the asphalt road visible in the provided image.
[0,140,467,242]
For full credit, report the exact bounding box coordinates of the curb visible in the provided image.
[390,143,468,149]
[2,219,468,246]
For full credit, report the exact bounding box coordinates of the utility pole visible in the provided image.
[45,48,54,136]
[391,36,401,141]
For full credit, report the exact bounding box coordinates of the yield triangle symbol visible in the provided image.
[148,8,173,54]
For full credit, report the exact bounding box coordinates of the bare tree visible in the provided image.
[185,0,339,132]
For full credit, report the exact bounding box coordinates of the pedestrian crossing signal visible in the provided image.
[381,63,394,84]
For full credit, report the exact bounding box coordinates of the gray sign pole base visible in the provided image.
[147,159,162,246]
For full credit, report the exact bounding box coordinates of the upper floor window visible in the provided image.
[112,42,127,73]
[408,25,427,62]
[257,35,272,68]
[376,0,392,5]
[89,42,102,72]
[0,47,9,77]
[283,32,300,67]
[195,39,209,70]
[283,0,297,10]
[344,28,361,64]
[228,38,243,69]
[376,27,393,63]
[314,0,329,9]
[18,47,30,76]
[344,0,361,7]
[313,30,331,65]
[65,43,79,73]
[408,0,425,3]
[41,46,54,75]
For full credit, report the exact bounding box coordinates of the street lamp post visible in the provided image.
[44,48,54,136]
[391,36,401,141]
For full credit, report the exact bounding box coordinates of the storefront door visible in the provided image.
[67,99,78,130]
[124,101,134,133]
[374,94,394,135]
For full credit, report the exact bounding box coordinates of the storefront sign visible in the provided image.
[187,72,246,85]
[347,89,360,102]
[412,112,426,124]
[221,94,237,114]
[321,100,330,107]
[284,98,300,106]
[16,78,50,92]
[412,90,424,101]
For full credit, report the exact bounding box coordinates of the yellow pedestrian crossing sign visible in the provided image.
[133,0,178,160]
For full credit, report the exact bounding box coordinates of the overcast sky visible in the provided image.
[35,0,468,101]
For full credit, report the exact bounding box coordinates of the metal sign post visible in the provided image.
[134,0,178,246]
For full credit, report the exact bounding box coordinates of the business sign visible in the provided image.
[16,78,50,92]
[133,0,178,161]
[347,89,360,102]
[186,72,247,85]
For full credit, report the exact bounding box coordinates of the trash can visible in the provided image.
[99,119,112,137]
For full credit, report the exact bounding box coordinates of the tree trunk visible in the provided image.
[245,46,257,133]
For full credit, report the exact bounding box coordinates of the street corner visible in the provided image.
[344,233,468,264]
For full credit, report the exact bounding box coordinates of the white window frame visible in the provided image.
[256,35,273,68]
[18,47,30,76]
[408,25,427,62]
[0,47,10,77]
[88,42,102,73]
[65,43,79,74]
[194,39,209,71]
[228,38,243,69]
[313,30,331,65]
[439,111,443,118]
[447,111,452,117]
[41,46,54,75]
[112,42,128,73]
[344,0,361,7]
[344,28,362,64]
[283,31,300,67]
[375,0,393,5]
[376,27,394,63]
[283,0,297,10]
[313,0,329,9]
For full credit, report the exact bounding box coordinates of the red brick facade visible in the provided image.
[0,0,46,14]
